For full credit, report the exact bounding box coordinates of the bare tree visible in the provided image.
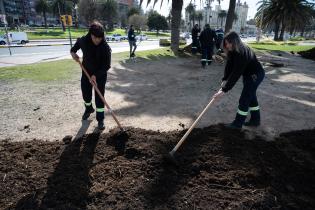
[128,14,147,33]
[78,0,97,25]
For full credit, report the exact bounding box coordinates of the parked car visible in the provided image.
[136,34,148,41]
[106,34,124,42]
[0,32,29,45]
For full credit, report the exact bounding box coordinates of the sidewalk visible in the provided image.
[0,38,158,48]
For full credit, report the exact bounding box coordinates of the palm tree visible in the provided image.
[195,10,203,26]
[225,0,236,34]
[170,0,184,53]
[218,10,227,28]
[35,0,50,28]
[186,3,196,29]
[256,0,315,41]
[141,0,184,54]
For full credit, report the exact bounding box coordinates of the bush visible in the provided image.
[289,36,305,41]
[281,41,298,46]
[159,38,186,46]
[159,39,170,46]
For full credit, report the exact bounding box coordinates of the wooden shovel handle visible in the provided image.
[78,61,124,131]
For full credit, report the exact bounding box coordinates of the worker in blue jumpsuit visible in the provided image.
[213,31,265,129]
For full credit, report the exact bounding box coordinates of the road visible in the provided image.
[0,40,161,67]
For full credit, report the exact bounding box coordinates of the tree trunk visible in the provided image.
[43,11,47,29]
[170,0,183,54]
[279,23,285,41]
[274,21,280,41]
[300,26,305,37]
[224,0,236,34]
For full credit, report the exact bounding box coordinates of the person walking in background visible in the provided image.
[215,28,224,51]
[128,25,137,57]
[199,24,217,68]
[191,24,201,55]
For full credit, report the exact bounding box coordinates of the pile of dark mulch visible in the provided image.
[298,47,315,60]
[1,125,315,210]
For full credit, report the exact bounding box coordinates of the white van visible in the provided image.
[0,32,29,45]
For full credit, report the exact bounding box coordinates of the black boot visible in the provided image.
[97,121,105,130]
[244,109,260,127]
[229,113,247,129]
[82,106,95,120]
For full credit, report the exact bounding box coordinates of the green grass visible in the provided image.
[248,43,314,52]
[0,60,77,81]
[0,48,173,81]
[143,31,170,38]
[113,47,174,61]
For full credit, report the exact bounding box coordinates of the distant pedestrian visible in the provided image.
[191,24,201,54]
[199,24,217,68]
[215,28,224,50]
[128,25,137,57]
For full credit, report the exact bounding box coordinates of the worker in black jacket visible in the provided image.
[213,31,265,129]
[199,24,217,68]
[191,24,200,54]
[70,21,111,130]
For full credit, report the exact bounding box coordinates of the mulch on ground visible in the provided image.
[1,124,315,210]
[298,47,315,60]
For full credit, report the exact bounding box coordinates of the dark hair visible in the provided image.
[205,24,210,28]
[89,21,104,38]
[223,31,254,58]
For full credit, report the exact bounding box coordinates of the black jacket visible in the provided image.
[128,29,136,41]
[199,28,217,47]
[70,34,111,77]
[191,27,200,40]
[222,46,264,92]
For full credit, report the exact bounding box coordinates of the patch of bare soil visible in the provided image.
[1,125,315,210]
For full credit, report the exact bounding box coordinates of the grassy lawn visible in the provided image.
[0,48,173,81]
[248,43,314,52]
[0,28,170,40]
[0,60,78,81]
[113,47,174,61]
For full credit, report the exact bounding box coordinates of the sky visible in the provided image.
[141,0,261,20]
